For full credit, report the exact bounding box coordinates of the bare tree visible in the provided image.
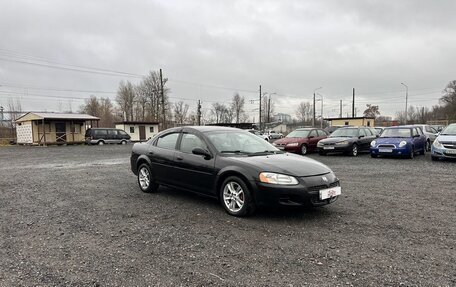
[295,101,311,124]
[116,81,136,121]
[81,96,100,117]
[363,104,380,118]
[231,93,245,123]
[173,101,189,125]
[211,102,233,123]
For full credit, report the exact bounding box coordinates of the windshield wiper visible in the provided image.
[220,150,250,154]
[249,150,283,156]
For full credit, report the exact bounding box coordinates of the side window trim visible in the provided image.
[154,132,181,150]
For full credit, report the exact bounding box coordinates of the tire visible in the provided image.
[431,155,438,161]
[426,140,431,152]
[137,163,159,193]
[220,176,255,217]
[318,150,326,156]
[98,140,104,145]
[121,140,127,145]
[300,144,308,155]
[371,153,378,158]
[350,144,358,157]
[408,147,414,159]
[420,144,425,155]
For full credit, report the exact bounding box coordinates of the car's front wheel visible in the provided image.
[426,140,431,151]
[408,147,414,159]
[137,164,159,193]
[300,144,308,155]
[350,144,358,157]
[220,176,255,217]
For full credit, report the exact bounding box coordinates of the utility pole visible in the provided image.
[197,100,202,126]
[312,87,322,127]
[352,88,355,118]
[340,100,342,118]
[160,69,166,130]
[267,96,271,123]
[0,106,4,127]
[259,85,262,131]
[401,82,408,124]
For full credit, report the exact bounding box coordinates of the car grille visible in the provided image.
[441,142,456,149]
[307,181,340,192]
[378,144,396,148]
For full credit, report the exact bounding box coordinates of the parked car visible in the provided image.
[431,123,456,161]
[431,124,445,132]
[85,128,131,145]
[130,126,341,217]
[317,127,377,156]
[266,130,283,139]
[248,129,269,141]
[370,126,426,159]
[374,127,386,135]
[324,125,344,134]
[411,124,438,151]
[272,128,328,155]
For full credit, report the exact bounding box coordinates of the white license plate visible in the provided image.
[323,146,335,150]
[445,149,456,154]
[319,186,341,200]
[277,146,285,150]
[379,148,393,153]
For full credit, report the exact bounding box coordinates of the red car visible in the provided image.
[273,128,329,155]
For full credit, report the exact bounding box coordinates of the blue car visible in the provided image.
[370,126,426,159]
[431,123,456,161]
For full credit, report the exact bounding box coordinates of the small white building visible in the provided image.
[115,121,159,141]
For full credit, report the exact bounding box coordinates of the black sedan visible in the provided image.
[130,126,341,217]
[317,127,377,156]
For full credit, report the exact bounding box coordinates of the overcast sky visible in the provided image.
[1,0,455,120]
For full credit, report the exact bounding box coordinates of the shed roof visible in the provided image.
[115,121,160,125]
[16,112,100,123]
[324,116,375,121]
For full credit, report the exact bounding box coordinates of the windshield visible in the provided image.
[330,128,358,138]
[380,128,411,138]
[206,130,280,154]
[441,125,456,135]
[286,130,310,138]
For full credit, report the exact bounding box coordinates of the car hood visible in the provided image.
[437,135,456,142]
[230,153,331,177]
[319,137,355,144]
[274,137,305,145]
[375,137,411,144]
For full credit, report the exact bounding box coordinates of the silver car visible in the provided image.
[412,124,438,151]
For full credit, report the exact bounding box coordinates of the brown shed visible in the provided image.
[15,112,100,145]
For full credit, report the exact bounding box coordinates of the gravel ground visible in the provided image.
[0,145,455,286]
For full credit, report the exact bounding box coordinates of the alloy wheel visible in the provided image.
[352,145,358,156]
[223,181,245,213]
[138,167,150,190]
[301,144,307,155]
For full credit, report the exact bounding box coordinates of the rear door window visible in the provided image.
[359,129,366,137]
[107,130,117,138]
[317,130,327,137]
[309,130,318,137]
[156,133,179,150]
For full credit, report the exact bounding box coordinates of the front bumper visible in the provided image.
[431,146,456,159]
[370,146,411,156]
[317,144,350,153]
[251,174,340,207]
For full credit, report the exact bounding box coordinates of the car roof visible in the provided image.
[182,126,245,133]
[385,126,412,129]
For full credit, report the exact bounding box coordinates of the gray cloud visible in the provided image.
[0,0,455,118]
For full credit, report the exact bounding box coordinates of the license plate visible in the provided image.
[319,186,341,200]
[445,150,456,154]
[277,146,285,150]
[323,146,335,150]
[379,148,393,153]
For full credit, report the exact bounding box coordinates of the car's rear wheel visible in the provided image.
[300,144,308,155]
[98,140,104,145]
[371,153,378,158]
[350,144,358,157]
[121,140,127,145]
[137,164,158,193]
[426,140,431,151]
[220,176,255,217]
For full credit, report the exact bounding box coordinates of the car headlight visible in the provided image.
[371,140,376,147]
[335,141,349,145]
[287,142,299,147]
[399,141,407,147]
[259,172,299,185]
[433,139,442,148]
[317,142,323,147]
[272,142,277,146]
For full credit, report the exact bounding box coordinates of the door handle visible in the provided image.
[148,152,154,156]
[176,156,183,160]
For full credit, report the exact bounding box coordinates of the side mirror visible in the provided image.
[413,134,420,138]
[435,133,440,137]
[376,134,380,138]
[358,135,365,139]
[309,136,314,139]
[192,147,212,159]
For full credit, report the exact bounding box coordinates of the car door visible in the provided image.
[173,131,217,195]
[357,128,367,150]
[414,127,426,151]
[149,131,180,185]
[307,129,319,151]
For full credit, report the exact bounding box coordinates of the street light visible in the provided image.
[313,87,322,127]
[401,82,408,124]
[316,93,324,128]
